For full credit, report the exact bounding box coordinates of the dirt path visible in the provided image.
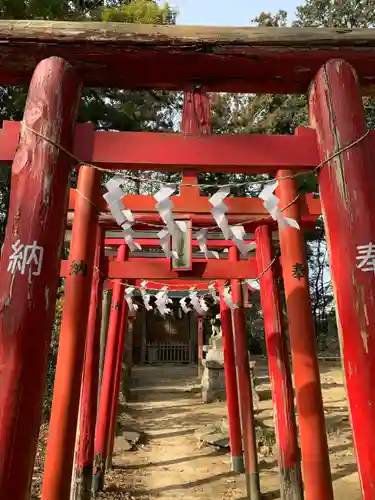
[97,361,361,500]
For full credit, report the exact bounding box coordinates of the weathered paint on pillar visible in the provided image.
[309,58,375,498]
[219,288,244,473]
[277,170,333,500]
[229,247,261,500]
[255,225,303,500]
[0,57,82,500]
[42,164,101,500]
[181,87,212,135]
[93,244,127,492]
[72,226,105,500]
[197,315,204,376]
[98,288,112,403]
[106,290,129,470]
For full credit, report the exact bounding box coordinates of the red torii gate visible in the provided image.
[0,78,330,500]
[0,20,374,500]
[0,84,338,500]
[55,119,317,500]
[61,223,297,500]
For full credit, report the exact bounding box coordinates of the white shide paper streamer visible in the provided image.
[103,177,142,252]
[258,181,300,230]
[154,185,181,259]
[223,286,238,310]
[154,185,177,234]
[208,283,220,304]
[196,229,219,259]
[189,289,206,315]
[140,280,153,311]
[209,186,232,240]
[180,297,192,314]
[230,226,257,258]
[155,286,173,316]
[209,187,257,258]
[188,288,210,316]
[158,229,178,259]
[124,286,139,314]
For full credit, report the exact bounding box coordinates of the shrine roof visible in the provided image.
[2,21,375,93]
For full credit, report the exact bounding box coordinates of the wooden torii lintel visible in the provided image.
[1,21,375,93]
[0,120,321,173]
[60,257,258,280]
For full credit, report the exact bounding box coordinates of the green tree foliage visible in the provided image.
[213,0,375,134]
[80,0,181,135]
[294,0,375,28]
[0,0,180,132]
[102,0,176,23]
[0,0,79,19]
[293,0,375,129]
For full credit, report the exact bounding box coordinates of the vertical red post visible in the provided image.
[93,244,127,492]
[181,86,210,369]
[219,288,244,473]
[42,164,101,500]
[255,225,303,500]
[181,87,212,135]
[72,226,105,500]
[197,315,204,375]
[309,58,375,498]
[229,247,261,500]
[0,57,81,500]
[98,288,112,402]
[106,290,129,470]
[277,171,333,500]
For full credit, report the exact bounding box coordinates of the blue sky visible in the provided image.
[167,0,300,26]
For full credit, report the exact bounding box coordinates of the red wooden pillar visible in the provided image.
[106,290,129,470]
[197,315,204,375]
[0,57,81,500]
[219,288,244,473]
[309,58,375,499]
[93,244,127,492]
[42,164,101,500]
[98,288,112,402]
[181,86,212,135]
[255,225,303,500]
[72,226,105,500]
[276,171,333,500]
[229,247,261,500]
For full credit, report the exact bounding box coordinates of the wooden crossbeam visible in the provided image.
[1,22,375,92]
[60,257,257,280]
[3,121,373,175]
[1,121,321,173]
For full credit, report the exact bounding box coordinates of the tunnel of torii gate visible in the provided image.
[0,19,375,500]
